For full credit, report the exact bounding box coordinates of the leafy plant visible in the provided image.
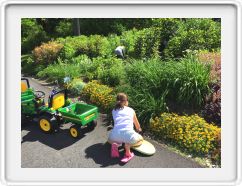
[55,19,72,37]
[21,18,48,54]
[164,19,221,58]
[133,27,161,59]
[131,90,169,129]
[126,56,211,108]
[37,62,82,84]
[150,113,221,155]
[21,54,45,75]
[67,78,86,96]
[33,41,63,65]
[171,54,211,107]
[201,83,221,126]
[97,59,125,87]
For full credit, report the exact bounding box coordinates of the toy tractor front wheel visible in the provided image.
[39,115,58,133]
[70,125,82,138]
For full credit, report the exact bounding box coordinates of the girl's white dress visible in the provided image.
[108,106,143,144]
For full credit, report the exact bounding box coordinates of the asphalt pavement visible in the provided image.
[21,77,203,168]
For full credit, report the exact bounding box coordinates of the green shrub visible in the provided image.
[21,18,48,54]
[33,41,63,65]
[21,54,45,75]
[67,78,86,96]
[151,18,180,56]
[78,18,154,36]
[37,62,81,84]
[133,27,161,59]
[164,19,221,58]
[57,36,88,59]
[55,19,72,37]
[125,58,164,98]
[150,113,221,155]
[107,34,121,56]
[84,35,111,58]
[98,65,125,87]
[57,35,112,59]
[80,56,124,82]
[121,29,139,57]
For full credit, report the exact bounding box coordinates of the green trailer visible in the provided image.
[58,103,98,138]
[21,78,98,138]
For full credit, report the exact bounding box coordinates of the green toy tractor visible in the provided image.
[21,78,98,138]
[21,78,46,120]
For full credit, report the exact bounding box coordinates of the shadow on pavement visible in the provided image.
[21,121,92,150]
[85,142,127,167]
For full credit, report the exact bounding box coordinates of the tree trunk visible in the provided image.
[73,18,80,36]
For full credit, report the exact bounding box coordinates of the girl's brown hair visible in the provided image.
[114,93,128,110]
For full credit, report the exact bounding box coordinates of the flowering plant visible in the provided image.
[150,113,221,155]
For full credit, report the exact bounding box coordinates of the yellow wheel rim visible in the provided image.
[40,119,51,132]
[70,128,78,138]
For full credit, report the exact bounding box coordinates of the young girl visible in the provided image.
[108,93,143,163]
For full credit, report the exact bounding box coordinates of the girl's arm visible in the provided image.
[133,113,142,132]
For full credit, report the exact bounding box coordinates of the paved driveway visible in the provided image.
[21,77,203,168]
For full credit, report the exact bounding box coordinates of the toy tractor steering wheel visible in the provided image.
[35,90,45,99]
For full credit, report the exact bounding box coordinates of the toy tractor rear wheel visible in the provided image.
[70,125,82,138]
[87,120,97,131]
[38,115,58,133]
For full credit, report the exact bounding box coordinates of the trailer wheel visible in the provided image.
[70,125,82,138]
[87,120,97,131]
[39,115,58,133]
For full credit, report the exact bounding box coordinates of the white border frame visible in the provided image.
[1,0,241,185]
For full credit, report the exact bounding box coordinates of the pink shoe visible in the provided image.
[121,152,134,163]
[111,143,120,158]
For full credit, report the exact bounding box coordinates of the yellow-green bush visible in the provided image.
[67,78,86,96]
[33,41,63,64]
[80,80,115,112]
[150,113,221,154]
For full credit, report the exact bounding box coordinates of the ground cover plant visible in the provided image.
[150,113,221,158]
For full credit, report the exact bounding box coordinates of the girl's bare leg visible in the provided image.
[124,143,132,156]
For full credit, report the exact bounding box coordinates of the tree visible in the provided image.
[73,18,80,36]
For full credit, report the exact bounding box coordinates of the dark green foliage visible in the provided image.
[91,57,124,84]
[164,19,221,58]
[21,54,45,75]
[133,27,161,59]
[55,19,73,37]
[78,18,154,36]
[151,18,181,56]
[21,19,48,54]
[98,65,125,87]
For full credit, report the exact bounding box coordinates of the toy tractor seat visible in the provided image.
[48,90,67,110]
[21,78,30,93]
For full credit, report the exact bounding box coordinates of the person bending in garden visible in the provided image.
[115,46,125,59]
[108,93,143,163]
